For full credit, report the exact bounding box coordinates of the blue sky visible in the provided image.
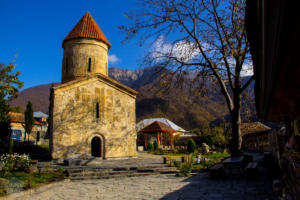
[0,0,144,90]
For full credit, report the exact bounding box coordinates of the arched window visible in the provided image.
[88,58,91,72]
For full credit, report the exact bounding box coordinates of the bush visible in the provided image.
[39,144,49,151]
[153,148,165,155]
[153,140,158,151]
[187,139,196,153]
[147,142,153,151]
[179,162,192,177]
[9,138,14,154]
[0,153,31,171]
[173,161,181,168]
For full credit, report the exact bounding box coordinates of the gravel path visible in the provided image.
[3,172,273,200]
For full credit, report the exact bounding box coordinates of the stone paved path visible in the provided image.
[4,171,273,200]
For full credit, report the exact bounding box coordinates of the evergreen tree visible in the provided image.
[187,139,196,153]
[0,92,11,154]
[23,101,34,142]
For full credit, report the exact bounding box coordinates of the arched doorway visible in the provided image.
[91,136,102,157]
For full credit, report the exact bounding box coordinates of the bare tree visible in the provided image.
[120,0,253,156]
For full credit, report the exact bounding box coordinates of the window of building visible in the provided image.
[88,58,91,72]
[96,102,100,118]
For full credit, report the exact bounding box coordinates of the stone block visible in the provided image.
[137,146,144,151]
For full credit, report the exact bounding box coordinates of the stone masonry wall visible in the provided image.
[62,39,109,83]
[51,77,136,159]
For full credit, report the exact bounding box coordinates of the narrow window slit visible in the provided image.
[96,102,100,118]
[88,58,91,72]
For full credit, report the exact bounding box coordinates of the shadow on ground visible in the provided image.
[160,168,274,200]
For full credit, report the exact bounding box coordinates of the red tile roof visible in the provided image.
[63,12,111,48]
[138,121,176,134]
[9,112,43,126]
[241,122,271,136]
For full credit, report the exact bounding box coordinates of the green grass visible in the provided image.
[192,152,230,170]
[0,171,64,196]
[202,152,230,159]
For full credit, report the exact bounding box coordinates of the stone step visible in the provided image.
[70,172,158,181]
[65,165,169,173]
[68,166,178,177]
[70,170,137,177]
[136,167,178,172]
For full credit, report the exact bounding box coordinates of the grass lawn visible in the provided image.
[0,171,65,196]
[192,152,230,170]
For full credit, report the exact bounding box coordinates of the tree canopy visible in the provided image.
[0,62,23,99]
[120,0,253,155]
[0,61,22,153]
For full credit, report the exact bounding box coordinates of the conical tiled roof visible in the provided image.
[63,12,111,48]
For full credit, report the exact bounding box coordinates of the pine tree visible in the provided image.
[24,101,34,142]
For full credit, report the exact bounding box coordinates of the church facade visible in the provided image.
[50,12,137,159]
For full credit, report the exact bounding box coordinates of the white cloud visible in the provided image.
[151,36,253,76]
[241,62,254,77]
[108,54,120,64]
[151,36,200,62]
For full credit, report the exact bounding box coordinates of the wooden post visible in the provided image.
[157,133,160,145]
[145,134,148,148]
[170,133,174,148]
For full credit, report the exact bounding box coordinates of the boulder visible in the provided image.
[201,143,210,154]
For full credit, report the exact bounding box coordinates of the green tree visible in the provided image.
[23,101,34,142]
[187,139,196,153]
[10,105,23,113]
[0,62,23,99]
[0,92,12,154]
[46,83,55,139]
[120,0,253,156]
[147,141,153,151]
[0,62,23,153]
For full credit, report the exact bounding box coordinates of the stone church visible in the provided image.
[49,12,138,159]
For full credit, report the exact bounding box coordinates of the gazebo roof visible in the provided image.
[138,121,175,134]
[136,118,187,132]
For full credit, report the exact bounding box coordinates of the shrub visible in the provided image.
[0,153,31,171]
[39,144,49,151]
[153,140,158,151]
[9,138,14,154]
[147,142,153,151]
[173,161,181,168]
[179,162,192,177]
[153,148,165,155]
[57,167,64,173]
[187,139,196,153]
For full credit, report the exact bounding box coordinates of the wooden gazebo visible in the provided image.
[138,121,176,148]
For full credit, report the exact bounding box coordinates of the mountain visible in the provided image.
[9,83,59,114]
[9,67,256,130]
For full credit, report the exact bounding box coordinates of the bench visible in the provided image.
[209,164,224,179]
[245,162,258,178]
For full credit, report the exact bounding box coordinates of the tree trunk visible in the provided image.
[24,131,27,142]
[230,91,242,156]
